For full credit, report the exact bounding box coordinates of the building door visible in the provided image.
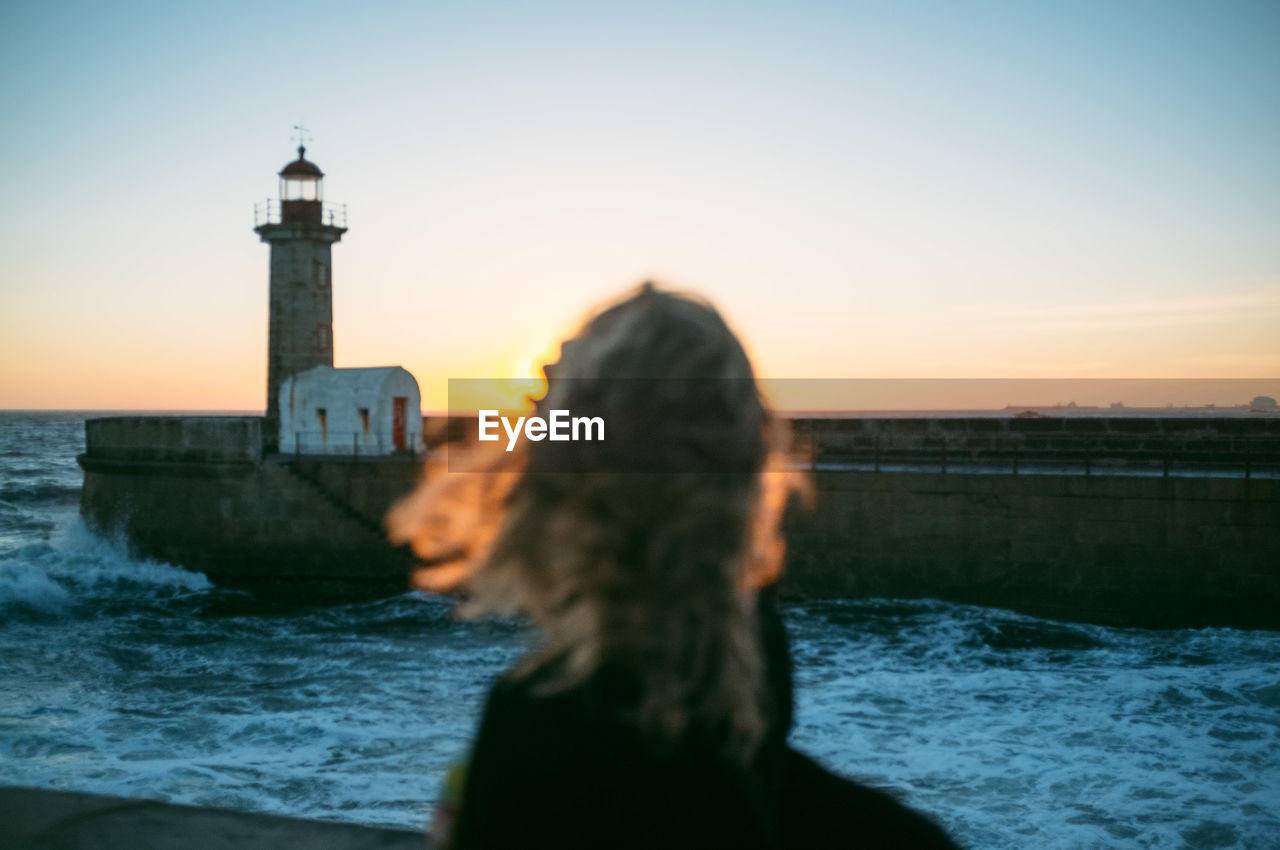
[392,397,407,451]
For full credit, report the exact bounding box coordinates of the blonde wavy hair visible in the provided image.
[388,283,801,760]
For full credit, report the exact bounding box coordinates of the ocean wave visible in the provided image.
[0,559,72,614]
[0,481,82,506]
[0,519,211,615]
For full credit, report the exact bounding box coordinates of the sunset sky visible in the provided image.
[1,0,1277,411]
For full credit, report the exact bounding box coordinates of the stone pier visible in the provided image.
[78,414,1280,627]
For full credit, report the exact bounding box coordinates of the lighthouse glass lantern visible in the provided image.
[279,146,325,224]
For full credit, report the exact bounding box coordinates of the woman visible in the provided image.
[391,283,959,849]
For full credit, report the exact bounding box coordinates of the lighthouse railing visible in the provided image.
[253,199,348,228]
[323,203,347,228]
[253,199,279,226]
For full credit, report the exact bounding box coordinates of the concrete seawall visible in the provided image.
[79,414,1280,627]
[81,417,420,595]
[84,416,265,464]
[782,470,1278,629]
[1,786,425,850]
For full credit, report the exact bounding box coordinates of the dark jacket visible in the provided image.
[451,595,961,849]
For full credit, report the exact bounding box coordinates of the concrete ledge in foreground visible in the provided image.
[0,786,426,850]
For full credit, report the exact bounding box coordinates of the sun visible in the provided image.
[508,356,548,410]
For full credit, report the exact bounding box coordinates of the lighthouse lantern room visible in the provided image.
[279,146,325,224]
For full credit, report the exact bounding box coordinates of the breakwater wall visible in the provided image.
[79,415,1280,626]
[80,417,419,594]
[780,417,1279,628]
[781,471,1278,629]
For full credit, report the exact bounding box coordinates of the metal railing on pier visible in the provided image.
[285,430,422,460]
[794,432,1280,480]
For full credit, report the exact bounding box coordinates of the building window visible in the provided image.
[313,323,331,353]
[317,408,327,440]
[359,408,370,434]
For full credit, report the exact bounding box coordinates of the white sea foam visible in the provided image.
[0,517,210,614]
[0,556,71,614]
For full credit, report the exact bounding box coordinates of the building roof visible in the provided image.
[282,365,418,400]
[279,146,324,178]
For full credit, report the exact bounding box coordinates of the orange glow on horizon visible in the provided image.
[3,281,1278,412]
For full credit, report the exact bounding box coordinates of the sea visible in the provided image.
[2,411,1278,849]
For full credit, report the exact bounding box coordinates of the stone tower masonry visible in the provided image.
[254,146,347,450]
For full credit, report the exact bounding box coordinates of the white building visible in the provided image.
[279,365,421,456]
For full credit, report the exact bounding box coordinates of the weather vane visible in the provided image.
[292,123,312,153]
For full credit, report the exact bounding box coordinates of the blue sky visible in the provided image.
[1,0,1277,408]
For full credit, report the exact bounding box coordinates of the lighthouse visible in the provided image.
[254,144,347,449]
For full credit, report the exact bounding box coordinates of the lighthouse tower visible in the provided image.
[254,145,347,450]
